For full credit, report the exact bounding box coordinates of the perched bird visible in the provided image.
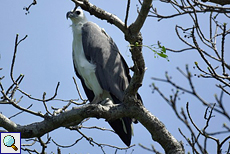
[66,9,142,146]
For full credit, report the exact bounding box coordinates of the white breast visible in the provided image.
[72,31,103,97]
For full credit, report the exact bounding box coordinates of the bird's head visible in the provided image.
[66,9,87,24]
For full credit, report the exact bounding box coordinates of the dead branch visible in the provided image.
[23,0,37,15]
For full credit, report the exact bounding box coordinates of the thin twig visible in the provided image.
[23,0,37,15]
[72,77,88,102]
[52,137,84,148]
[42,92,52,116]
[221,23,226,76]
[11,34,27,83]
[178,128,200,154]
[68,126,135,150]
[78,125,115,133]
[1,91,44,118]
[18,82,60,102]
[22,138,38,146]
[125,0,131,28]
[8,104,33,119]
[38,137,47,154]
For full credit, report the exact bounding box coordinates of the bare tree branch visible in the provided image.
[128,0,152,35]
[23,0,37,15]
[52,136,84,148]
[11,34,27,84]
[201,0,230,6]
[125,0,131,28]
[71,0,127,33]
[149,0,230,20]
[0,100,184,153]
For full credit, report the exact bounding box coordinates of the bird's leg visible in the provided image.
[90,91,113,104]
[101,98,113,106]
[90,95,103,104]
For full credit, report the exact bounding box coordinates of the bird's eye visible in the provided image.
[76,11,81,15]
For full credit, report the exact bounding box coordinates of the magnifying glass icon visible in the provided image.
[3,135,18,151]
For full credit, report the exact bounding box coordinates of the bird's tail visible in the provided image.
[108,117,132,146]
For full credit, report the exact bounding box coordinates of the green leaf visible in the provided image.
[161,46,166,53]
[157,52,168,58]
[128,43,169,61]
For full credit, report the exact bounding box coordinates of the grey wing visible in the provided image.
[81,22,130,102]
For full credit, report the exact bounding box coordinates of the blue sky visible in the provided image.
[1,0,229,153]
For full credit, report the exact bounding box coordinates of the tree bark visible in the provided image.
[0,101,184,153]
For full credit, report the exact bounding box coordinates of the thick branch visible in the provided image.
[135,106,184,154]
[0,101,128,137]
[124,0,153,96]
[0,101,184,153]
[128,0,152,35]
[71,0,127,34]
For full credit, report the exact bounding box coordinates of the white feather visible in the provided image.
[71,22,104,98]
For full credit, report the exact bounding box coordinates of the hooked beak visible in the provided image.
[66,11,73,20]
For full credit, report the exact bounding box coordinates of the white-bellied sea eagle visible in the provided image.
[66,9,142,146]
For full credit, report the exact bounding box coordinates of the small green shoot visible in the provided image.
[130,43,169,61]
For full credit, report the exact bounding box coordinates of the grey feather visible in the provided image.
[81,22,130,102]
